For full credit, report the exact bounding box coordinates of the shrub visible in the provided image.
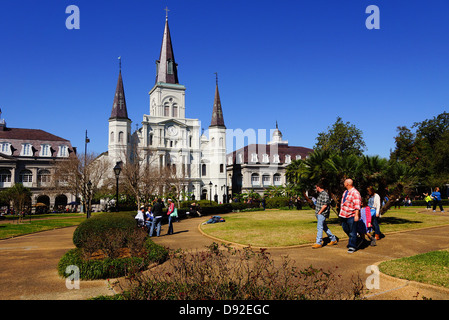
[72,212,136,253]
[59,212,169,280]
[265,197,290,208]
[110,243,363,300]
[58,237,168,280]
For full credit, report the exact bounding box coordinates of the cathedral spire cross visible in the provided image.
[164,6,170,20]
[118,56,122,72]
[214,72,218,86]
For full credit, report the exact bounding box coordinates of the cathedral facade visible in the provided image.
[104,16,227,202]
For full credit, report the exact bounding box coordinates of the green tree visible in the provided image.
[0,184,32,213]
[314,117,366,156]
[391,111,449,188]
[286,151,417,216]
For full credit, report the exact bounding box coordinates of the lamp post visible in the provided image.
[86,180,92,219]
[113,162,122,212]
[209,181,212,205]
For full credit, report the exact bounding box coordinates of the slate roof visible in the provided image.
[210,85,225,128]
[110,71,129,120]
[156,19,179,84]
[227,143,313,165]
[0,127,74,157]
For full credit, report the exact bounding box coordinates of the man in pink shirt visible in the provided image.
[339,179,361,253]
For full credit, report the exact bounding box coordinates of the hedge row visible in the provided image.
[59,211,168,280]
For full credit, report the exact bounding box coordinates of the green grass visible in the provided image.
[379,249,449,288]
[200,207,449,247]
[0,214,95,239]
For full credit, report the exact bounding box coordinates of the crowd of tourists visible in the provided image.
[312,179,445,254]
[134,198,178,237]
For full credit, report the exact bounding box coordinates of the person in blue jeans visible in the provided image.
[149,198,164,237]
[431,187,445,212]
[312,183,338,249]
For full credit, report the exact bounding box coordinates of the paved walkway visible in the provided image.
[1,213,449,300]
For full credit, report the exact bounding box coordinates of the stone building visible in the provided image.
[226,124,313,197]
[0,110,77,212]
[99,15,227,202]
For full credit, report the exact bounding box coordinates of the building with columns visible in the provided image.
[101,15,227,202]
[226,123,313,197]
[0,110,77,212]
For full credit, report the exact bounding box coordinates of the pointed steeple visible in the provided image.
[155,15,179,84]
[110,62,129,120]
[210,75,226,128]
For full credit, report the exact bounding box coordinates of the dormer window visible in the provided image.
[40,144,51,157]
[285,154,291,164]
[296,155,302,160]
[21,143,32,156]
[273,154,280,163]
[262,154,269,163]
[58,145,68,157]
[250,153,258,163]
[0,142,10,155]
[237,153,243,164]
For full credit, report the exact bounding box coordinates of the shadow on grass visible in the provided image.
[326,217,422,226]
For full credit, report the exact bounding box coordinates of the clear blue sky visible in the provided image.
[1,0,448,159]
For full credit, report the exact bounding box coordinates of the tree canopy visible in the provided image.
[314,116,366,157]
[390,111,449,187]
[285,150,418,216]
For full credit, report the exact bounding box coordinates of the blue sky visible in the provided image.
[1,0,448,158]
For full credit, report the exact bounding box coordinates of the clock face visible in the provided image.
[167,125,178,136]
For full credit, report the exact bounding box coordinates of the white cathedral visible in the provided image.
[102,16,227,202]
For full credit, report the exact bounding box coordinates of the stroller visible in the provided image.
[357,206,377,247]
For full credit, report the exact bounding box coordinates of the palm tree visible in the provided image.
[286,151,418,217]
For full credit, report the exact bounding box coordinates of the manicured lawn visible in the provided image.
[0,213,99,239]
[200,207,449,247]
[379,249,449,289]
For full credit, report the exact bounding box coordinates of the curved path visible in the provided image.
[1,213,449,300]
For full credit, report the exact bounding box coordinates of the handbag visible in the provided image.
[170,208,178,218]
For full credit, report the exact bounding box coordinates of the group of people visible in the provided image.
[424,187,445,212]
[134,198,177,237]
[312,179,382,254]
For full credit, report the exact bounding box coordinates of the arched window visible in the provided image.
[164,103,170,117]
[262,174,271,186]
[38,169,51,185]
[173,104,178,118]
[274,173,282,186]
[110,131,114,143]
[251,173,260,187]
[118,131,124,143]
[202,164,207,176]
[19,169,33,184]
[0,169,11,183]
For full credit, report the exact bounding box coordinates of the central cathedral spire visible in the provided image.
[155,11,179,84]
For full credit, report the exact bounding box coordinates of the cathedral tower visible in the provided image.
[149,16,186,119]
[206,76,227,202]
[108,60,131,165]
